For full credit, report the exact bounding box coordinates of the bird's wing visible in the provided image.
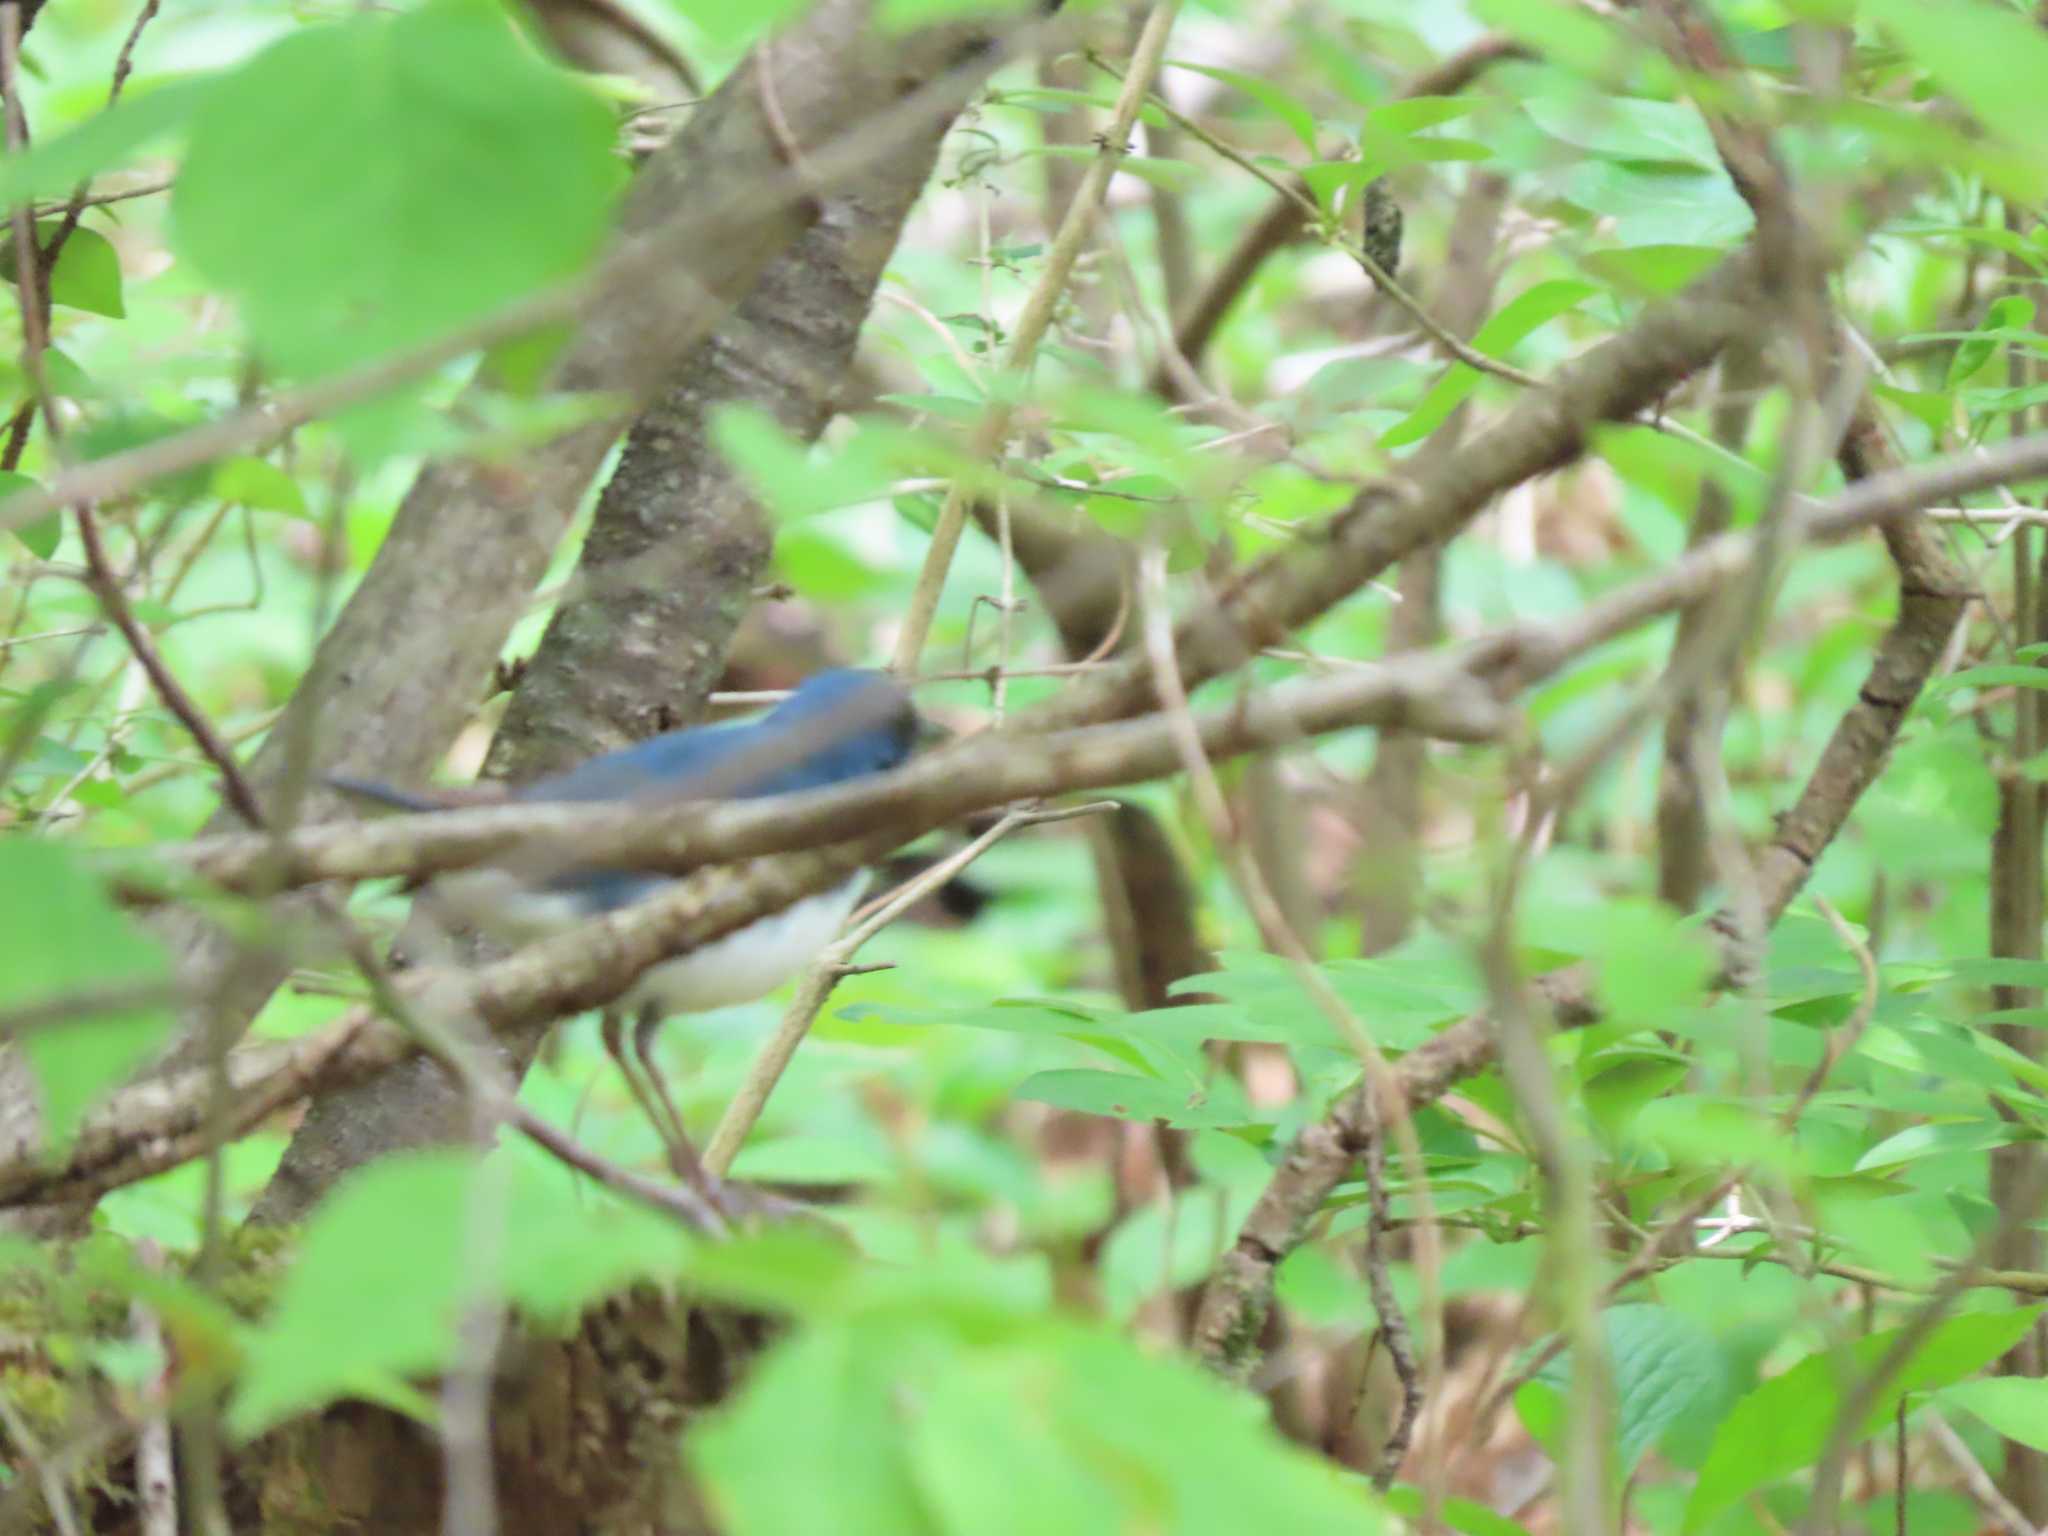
[514,718,763,804]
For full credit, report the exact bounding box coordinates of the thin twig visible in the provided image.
[510,1101,724,1230]
[0,1387,82,1536]
[1102,53,1539,392]
[1137,545,1437,1481]
[1925,1409,2032,1536]
[131,1239,177,1536]
[0,0,161,472]
[702,800,1111,1176]
[888,0,1182,674]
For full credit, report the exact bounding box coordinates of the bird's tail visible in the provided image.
[327,775,450,812]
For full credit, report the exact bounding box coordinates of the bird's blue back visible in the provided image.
[330,668,919,918]
[504,669,917,913]
[516,668,917,806]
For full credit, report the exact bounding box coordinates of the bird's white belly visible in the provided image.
[427,868,867,1016]
[624,874,866,1014]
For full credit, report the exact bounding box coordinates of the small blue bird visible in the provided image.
[333,667,922,1184]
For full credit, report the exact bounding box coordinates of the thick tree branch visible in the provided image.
[119,418,2048,906]
[122,662,1508,901]
[8,665,1511,1207]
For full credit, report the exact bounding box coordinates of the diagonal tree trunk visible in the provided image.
[251,15,1017,1223]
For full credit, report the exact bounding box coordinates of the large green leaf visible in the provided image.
[228,1147,689,1438]
[172,0,623,379]
[4,841,175,1151]
[0,471,55,558]
[1524,94,1719,168]
[692,1310,1386,1536]
[0,81,206,208]
[1684,1308,2041,1530]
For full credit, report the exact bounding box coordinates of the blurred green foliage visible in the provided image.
[6,0,2048,1529]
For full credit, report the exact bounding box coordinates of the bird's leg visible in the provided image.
[630,1004,726,1208]
[599,1008,691,1186]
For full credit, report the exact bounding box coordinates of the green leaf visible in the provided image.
[1382,280,1598,449]
[1168,62,1318,155]
[1854,1118,2017,1172]
[40,348,90,401]
[0,80,206,208]
[1582,899,1716,1024]
[2,843,174,1151]
[691,1313,1388,1536]
[1872,380,1953,435]
[74,411,214,505]
[172,0,623,380]
[48,225,124,317]
[714,409,979,522]
[1931,664,2048,696]
[678,1228,861,1316]
[1954,957,2048,990]
[1383,1486,1532,1536]
[0,223,125,317]
[1593,422,1757,519]
[0,472,55,557]
[1941,1377,2048,1454]
[1364,97,1481,138]
[1524,94,1719,168]
[210,457,307,516]
[1518,1305,1730,1477]
[1949,296,2035,388]
[1684,1307,2041,1531]
[1906,222,2048,276]
[1560,161,1751,247]
[1865,0,2048,169]
[694,1316,946,1535]
[229,1147,688,1438]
